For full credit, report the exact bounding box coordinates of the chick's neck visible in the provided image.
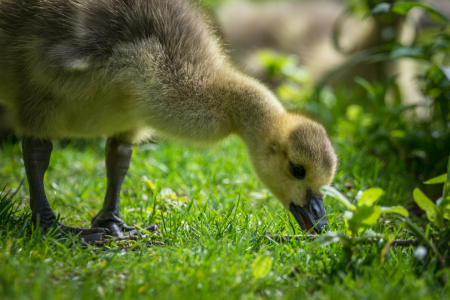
[213,72,286,150]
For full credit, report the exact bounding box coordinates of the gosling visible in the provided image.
[0,0,337,238]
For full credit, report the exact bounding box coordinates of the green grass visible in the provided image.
[0,135,448,299]
[1,0,449,297]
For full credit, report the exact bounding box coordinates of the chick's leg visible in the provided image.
[22,137,108,237]
[91,137,135,237]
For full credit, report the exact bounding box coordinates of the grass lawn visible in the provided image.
[0,134,448,299]
[1,0,450,298]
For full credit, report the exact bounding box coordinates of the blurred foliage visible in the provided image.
[313,185,410,277]
[314,159,450,282]
[403,158,450,282]
[256,0,450,283]
[258,0,450,182]
[320,186,408,236]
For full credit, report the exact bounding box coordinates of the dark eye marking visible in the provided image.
[291,163,306,179]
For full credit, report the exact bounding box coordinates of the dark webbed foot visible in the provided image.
[56,223,109,236]
[91,211,134,237]
[57,224,109,242]
[37,215,109,240]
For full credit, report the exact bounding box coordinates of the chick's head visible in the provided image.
[251,113,337,233]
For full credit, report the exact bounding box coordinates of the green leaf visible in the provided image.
[380,206,409,217]
[443,196,450,211]
[358,188,383,207]
[252,256,272,279]
[352,205,382,226]
[391,2,424,15]
[444,212,450,220]
[369,2,450,23]
[389,47,422,60]
[368,3,391,15]
[391,3,450,23]
[320,186,356,210]
[355,78,375,98]
[424,174,447,184]
[345,206,382,235]
[413,188,442,228]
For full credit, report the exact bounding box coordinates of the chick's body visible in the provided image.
[0,0,238,142]
[0,0,337,236]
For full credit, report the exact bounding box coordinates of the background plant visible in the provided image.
[402,157,450,282]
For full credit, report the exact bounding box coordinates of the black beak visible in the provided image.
[289,193,329,234]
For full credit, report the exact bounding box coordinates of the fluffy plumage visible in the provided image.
[0,0,337,231]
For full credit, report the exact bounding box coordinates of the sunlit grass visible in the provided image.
[0,136,448,299]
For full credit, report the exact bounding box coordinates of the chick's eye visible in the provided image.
[291,164,306,179]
